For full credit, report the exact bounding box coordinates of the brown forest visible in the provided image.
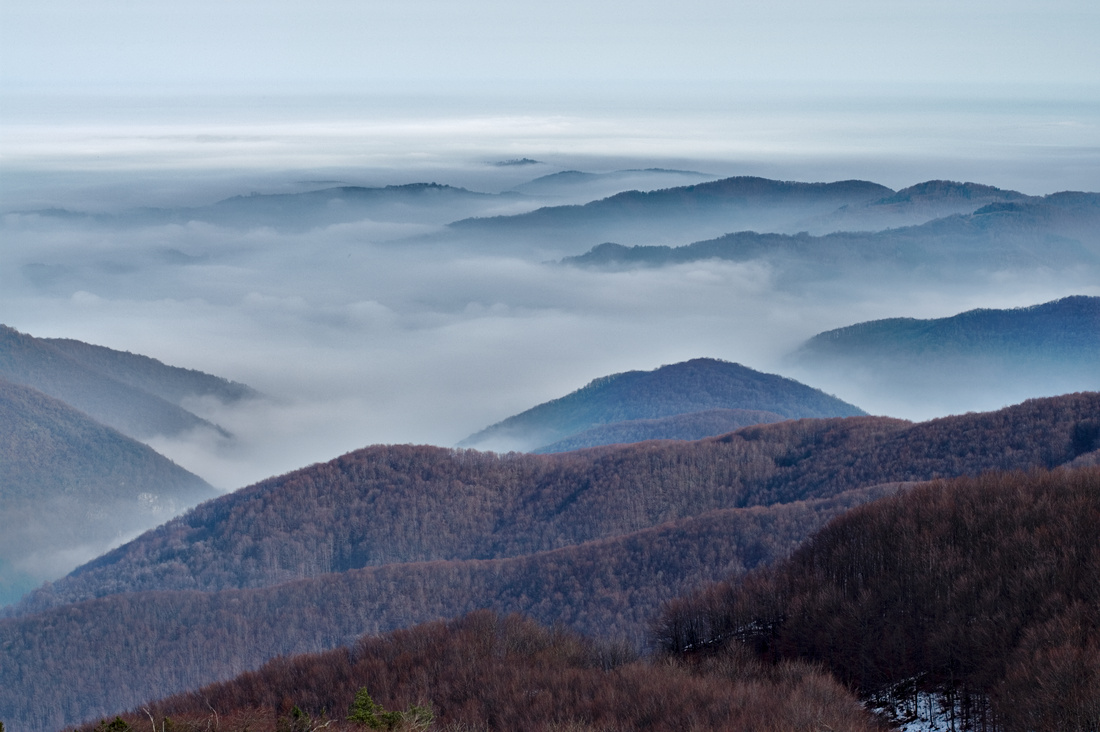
[84,610,886,732]
[656,467,1100,731]
[2,393,1099,731]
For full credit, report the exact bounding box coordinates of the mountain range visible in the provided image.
[447,176,895,251]
[6,170,1100,732]
[562,193,1100,287]
[3,391,1098,730]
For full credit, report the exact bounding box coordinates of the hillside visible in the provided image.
[458,358,866,452]
[43,336,259,407]
[657,467,1100,732]
[0,378,218,605]
[16,391,1097,615]
[0,487,894,732]
[3,393,1099,730]
[797,295,1100,362]
[789,295,1100,418]
[0,324,238,441]
[88,611,883,732]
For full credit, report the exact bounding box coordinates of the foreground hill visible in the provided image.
[92,611,883,732]
[1,487,893,732]
[458,358,866,452]
[657,467,1100,732]
[0,324,254,441]
[790,295,1100,418]
[3,393,1098,730]
[0,378,217,605]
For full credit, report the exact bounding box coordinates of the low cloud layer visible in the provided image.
[3,96,1099,491]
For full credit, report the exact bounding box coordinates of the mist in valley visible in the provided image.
[3,95,1098,493]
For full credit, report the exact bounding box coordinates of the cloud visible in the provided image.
[3,96,1098,493]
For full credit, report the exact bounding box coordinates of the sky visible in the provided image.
[2,0,1099,93]
[2,0,1099,495]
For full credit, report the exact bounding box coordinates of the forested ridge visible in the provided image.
[83,611,885,732]
[2,393,1098,731]
[0,486,896,732]
[16,391,1098,616]
[656,468,1100,731]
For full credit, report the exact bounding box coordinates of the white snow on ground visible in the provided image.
[869,687,975,732]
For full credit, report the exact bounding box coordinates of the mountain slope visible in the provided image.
[3,392,1098,730]
[100,611,881,732]
[459,358,866,452]
[0,325,234,441]
[789,295,1100,418]
[43,336,260,408]
[0,377,217,605]
[657,467,1100,731]
[798,295,1100,361]
[0,487,894,732]
[11,393,1097,616]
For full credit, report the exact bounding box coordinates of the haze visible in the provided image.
[2,0,1098,491]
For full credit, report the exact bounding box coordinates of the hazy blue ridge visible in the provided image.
[451,176,894,231]
[459,358,866,452]
[0,377,217,606]
[561,193,1100,275]
[44,336,260,407]
[0,325,232,441]
[797,295,1100,361]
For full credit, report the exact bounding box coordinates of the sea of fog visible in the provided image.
[3,89,1099,490]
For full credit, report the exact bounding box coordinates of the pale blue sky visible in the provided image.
[2,0,1098,93]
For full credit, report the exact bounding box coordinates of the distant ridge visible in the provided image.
[458,358,866,452]
[17,183,522,232]
[563,192,1100,280]
[444,176,895,251]
[798,295,1100,359]
[789,295,1100,418]
[509,168,718,201]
